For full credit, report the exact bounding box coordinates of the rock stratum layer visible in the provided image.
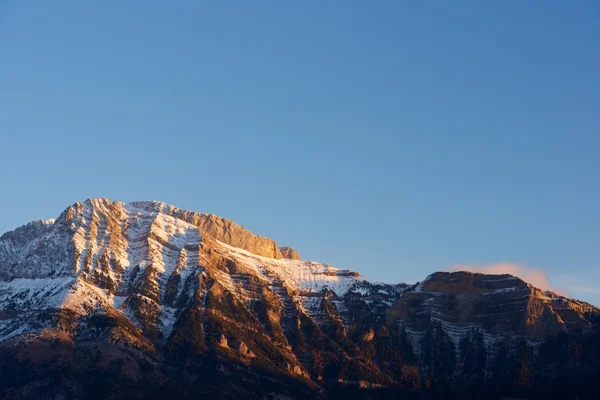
[0,198,598,400]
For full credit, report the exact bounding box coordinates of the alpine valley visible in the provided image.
[0,198,598,399]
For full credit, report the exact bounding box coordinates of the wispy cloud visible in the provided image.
[446,262,600,306]
[448,262,561,294]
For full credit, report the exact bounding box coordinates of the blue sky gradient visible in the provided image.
[1,1,599,304]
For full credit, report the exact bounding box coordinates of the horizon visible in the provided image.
[2,1,599,307]
[1,195,598,307]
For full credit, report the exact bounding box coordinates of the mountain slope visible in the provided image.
[0,198,598,399]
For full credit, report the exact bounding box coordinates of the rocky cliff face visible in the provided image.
[128,200,299,260]
[0,198,598,399]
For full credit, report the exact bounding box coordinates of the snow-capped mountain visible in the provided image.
[0,198,366,343]
[0,198,598,399]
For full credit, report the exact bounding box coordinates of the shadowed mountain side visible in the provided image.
[0,198,598,399]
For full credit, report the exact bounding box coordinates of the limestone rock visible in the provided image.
[195,213,284,259]
[279,246,300,260]
[130,201,288,259]
[1,198,599,400]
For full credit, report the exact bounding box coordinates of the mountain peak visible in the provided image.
[0,198,599,398]
[55,198,301,261]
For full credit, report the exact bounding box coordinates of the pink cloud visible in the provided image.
[448,262,564,295]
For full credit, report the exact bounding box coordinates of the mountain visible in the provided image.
[0,198,598,399]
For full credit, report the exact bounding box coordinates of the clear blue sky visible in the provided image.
[1,1,599,305]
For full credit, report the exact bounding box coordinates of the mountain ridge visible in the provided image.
[0,198,598,399]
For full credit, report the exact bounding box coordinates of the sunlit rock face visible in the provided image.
[0,198,598,399]
[279,246,301,260]
[128,200,300,260]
